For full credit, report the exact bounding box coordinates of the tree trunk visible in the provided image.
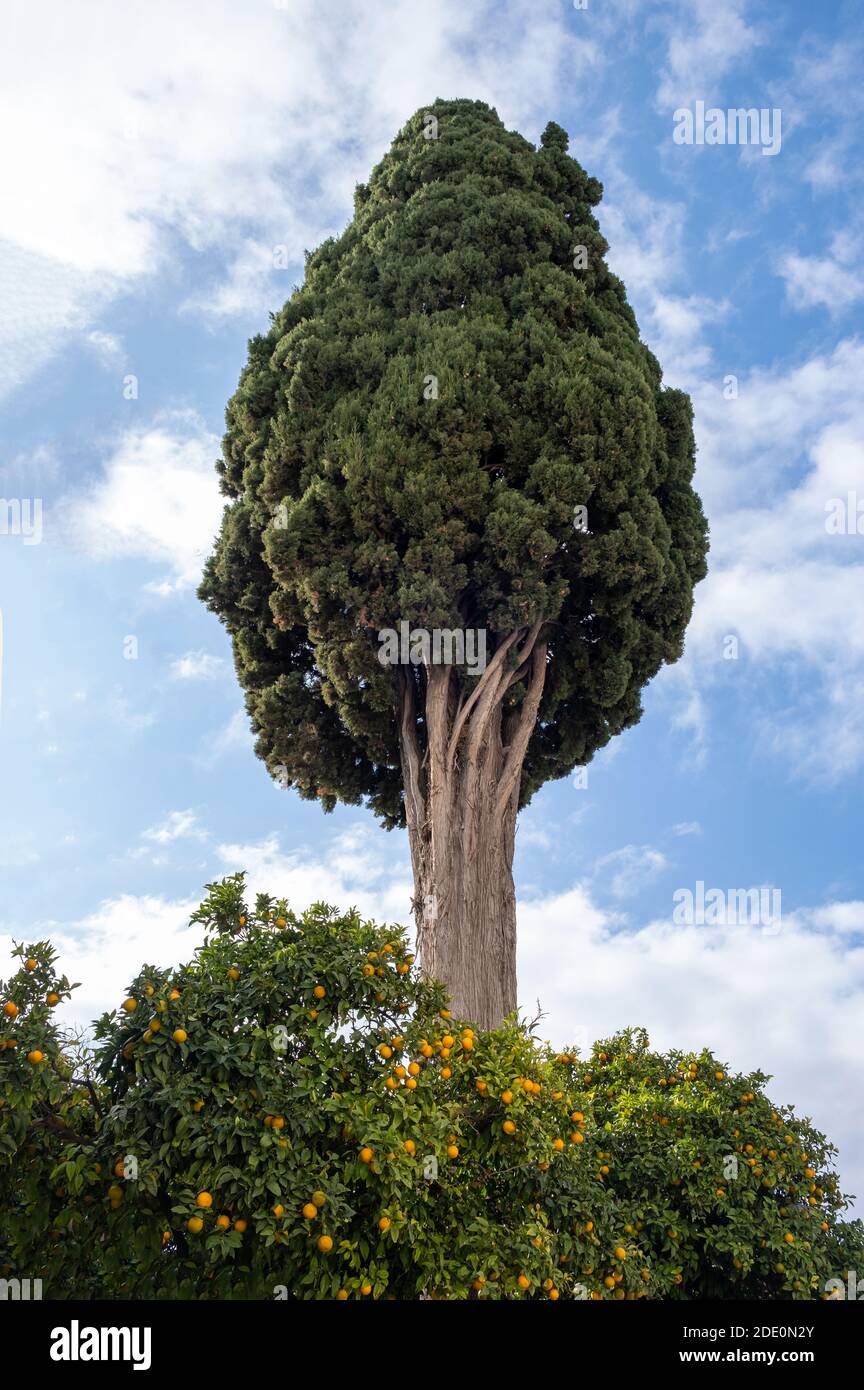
[398,625,547,1029]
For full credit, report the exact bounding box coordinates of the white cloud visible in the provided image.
[169,651,226,681]
[655,0,763,112]
[673,821,702,837]
[61,412,224,592]
[142,810,206,845]
[197,709,254,768]
[594,844,669,899]
[1,0,600,391]
[780,252,864,314]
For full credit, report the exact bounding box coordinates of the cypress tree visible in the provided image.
[200,98,708,1026]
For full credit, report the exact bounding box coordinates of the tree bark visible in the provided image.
[397,627,547,1028]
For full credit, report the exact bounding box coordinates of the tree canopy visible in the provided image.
[200,98,708,829]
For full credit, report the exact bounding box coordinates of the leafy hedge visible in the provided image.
[1,874,860,1299]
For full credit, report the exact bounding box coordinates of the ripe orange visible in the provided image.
[570,1111,584,1124]
[783,1233,795,1245]
[517,1274,530,1290]
[502,1120,516,1135]
[24,959,37,972]
[604,1276,615,1289]
[447,1145,459,1159]
[440,1066,452,1079]
[571,1132,585,1145]
[227,968,240,981]
[122,998,137,1012]
[336,1288,349,1299]
[403,1140,416,1156]
[302,1202,318,1220]
[27,1050,45,1065]
[46,993,60,1007]
[614,1247,626,1260]
[215,1215,231,1230]
[553,1138,565,1152]
[313,985,326,1000]
[360,1282,372,1296]
[276,916,286,928]
[169,989,181,1000]
[2,1003,18,1019]
[187,1216,204,1234]
[196,1191,213,1209]
[378,1216,391,1231]
[501,1090,513,1104]
[107,1185,123,1202]
[359,1146,373,1163]
[172,1029,187,1044]
[272,1204,284,1219]
[234,1218,247,1232]
[408,1061,420,1077]
[272,1116,285,1130]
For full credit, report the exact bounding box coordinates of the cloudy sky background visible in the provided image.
[1,1,863,1209]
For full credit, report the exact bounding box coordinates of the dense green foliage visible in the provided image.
[1,876,858,1301]
[200,98,708,827]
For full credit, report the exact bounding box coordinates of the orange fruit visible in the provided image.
[403,1140,416,1156]
[614,1246,626,1260]
[196,1191,213,1209]
[378,1216,391,1231]
[359,1146,373,1163]
[227,968,240,981]
[27,1050,45,1065]
[187,1216,204,1234]
[447,1145,459,1159]
[107,1185,123,1202]
[234,1218,247,1232]
[501,1090,513,1105]
[312,1191,327,1208]
[272,1116,285,1130]
[517,1274,530,1290]
[46,993,60,1007]
[2,1003,18,1019]
[553,1139,564,1152]
[360,1282,372,1296]
[440,1067,452,1079]
[571,1131,585,1144]
[172,1029,187,1044]
[122,998,137,1013]
[24,959,37,972]
[502,1120,516,1135]
[272,1204,284,1219]
[215,1214,230,1230]
[313,985,326,1000]
[336,1288,348,1300]
[302,1202,318,1220]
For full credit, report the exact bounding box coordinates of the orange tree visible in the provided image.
[1,873,861,1300]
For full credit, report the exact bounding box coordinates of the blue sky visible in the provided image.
[1,0,863,1207]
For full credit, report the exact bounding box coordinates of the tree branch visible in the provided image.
[446,630,520,769]
[398,669,426,834]
[494,642,548,819]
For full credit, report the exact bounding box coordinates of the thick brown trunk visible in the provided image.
[397,628,547,1029]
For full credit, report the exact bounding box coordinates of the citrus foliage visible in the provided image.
[1,875,860,1300]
